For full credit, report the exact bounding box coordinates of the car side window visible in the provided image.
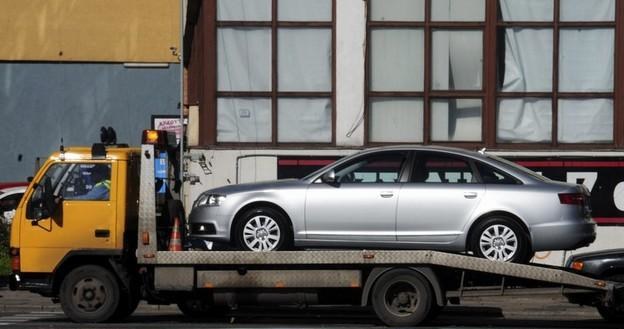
[475,162,520,185]
[412,153,474,184]
[334,151,407,184]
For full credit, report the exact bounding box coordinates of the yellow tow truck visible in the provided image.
[9,130,624,325]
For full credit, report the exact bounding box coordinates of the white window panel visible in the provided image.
[499,0,553,21]
[217,28,271,92]
[431,99,482,142]
[278,28,332,92]
[560,0,614,21]
[370,0,424,21]
[217,0,271,21]
[217,98,272,143]
[278,0,331,21]
[278,98,332,143]
[369,98,423,143]
[371,29,424,92]
[432,30,483,91]
[497,98,552,143]
[501,28,553,92]
[559,29,614,92]
[558,99,613,143]
[431,0,485,21]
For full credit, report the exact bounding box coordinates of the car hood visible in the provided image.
[202,178,306,195]
[568,249,624,262]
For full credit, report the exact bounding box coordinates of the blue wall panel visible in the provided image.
[0,63,180,182]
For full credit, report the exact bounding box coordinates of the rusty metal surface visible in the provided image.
[154,250,606,291]
[196,270,361,289]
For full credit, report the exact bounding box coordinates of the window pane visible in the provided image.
[369,98,423,143]
[336,152,407,184]
[500,28,552,92]
[278,0,331,21]
[497,98,552,143]
[431,0,484,21]
[559,29,614,92]
[474,162,519,184]
[278,98,331,143]
[431,99,482,142]
[413,154,474,184]
[278,28,331,92]
[561,0,614,21]
[218,28,271,92]
[217,98,271,142]
[558,99,613,143]
[499,0,553,21]
[371,29,424,92]
[217,0,271,21]
[370,0,424,21]
[432,30,483,90]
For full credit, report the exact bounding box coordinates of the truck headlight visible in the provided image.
[195,194,226,207]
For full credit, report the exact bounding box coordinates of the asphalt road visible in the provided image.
[0,289,619,328]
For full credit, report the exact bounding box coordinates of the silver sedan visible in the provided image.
[188,146,596,263]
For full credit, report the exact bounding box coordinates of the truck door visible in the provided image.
[19,162,117,273]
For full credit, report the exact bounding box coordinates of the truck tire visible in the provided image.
[112,287,140,320]
[597,274,624,322]
[371,269,432,327]
[470,216,531,263]
[234,207,291,251]
[59,265,120,323]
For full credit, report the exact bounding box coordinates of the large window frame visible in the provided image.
[366,0,624,149]
[203,0,336,147]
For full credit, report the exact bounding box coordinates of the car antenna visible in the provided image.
[478,147,487,155]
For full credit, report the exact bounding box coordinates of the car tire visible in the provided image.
[60,265,120,323]
[371,269,433,327]
[470,216,531,263]
[234,207,292,251]
[597,274,624,322]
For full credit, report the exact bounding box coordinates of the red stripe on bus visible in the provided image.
[516,161,624,168]
[593,217,624,224]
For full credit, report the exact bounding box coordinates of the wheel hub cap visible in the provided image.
[243,215,281,251]
[479,224,518,262]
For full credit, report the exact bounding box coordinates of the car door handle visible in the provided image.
[380,191,394,198]
[463,192,478,199]
[95,229,110,238]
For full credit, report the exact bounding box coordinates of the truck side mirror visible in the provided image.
[26,177,57,221]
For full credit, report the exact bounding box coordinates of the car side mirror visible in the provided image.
[321,170,337,184]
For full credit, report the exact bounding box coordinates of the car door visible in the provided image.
[19,162,117,273]
[305,151,409,242]
[396,151,484,245]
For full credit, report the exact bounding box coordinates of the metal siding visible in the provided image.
[0,63,179,182]
[0,0,180,63]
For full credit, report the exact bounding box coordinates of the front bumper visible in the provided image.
[187,206,231,242]
[9,272,54,296]
[531,220,596,251]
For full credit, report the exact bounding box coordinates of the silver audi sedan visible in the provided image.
[188,146,596,263]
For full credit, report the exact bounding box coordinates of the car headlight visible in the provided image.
[195,194,226,207]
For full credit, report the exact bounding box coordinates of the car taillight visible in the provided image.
[10,248,19,272]
[559,193,584,205]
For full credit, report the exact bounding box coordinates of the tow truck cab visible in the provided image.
[7,131,178,296]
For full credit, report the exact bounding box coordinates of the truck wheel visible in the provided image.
[597,274,624,322]
[371,269,432,327]
[60,265,120,323]
[471,216,530,263]
[234,207,291,251]
[112,288,140,320]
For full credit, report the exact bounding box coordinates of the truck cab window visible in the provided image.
[61,164,112,201]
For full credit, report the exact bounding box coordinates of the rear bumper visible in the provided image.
[531,220,596,251]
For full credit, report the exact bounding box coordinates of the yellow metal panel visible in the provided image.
[0,0,180,63]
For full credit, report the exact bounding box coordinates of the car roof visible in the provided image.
[0,182,29,190]
[354,145,485,158]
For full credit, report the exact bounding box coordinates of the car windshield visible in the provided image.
[486,154,551,182]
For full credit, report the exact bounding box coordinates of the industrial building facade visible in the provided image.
[183,0,624,264]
